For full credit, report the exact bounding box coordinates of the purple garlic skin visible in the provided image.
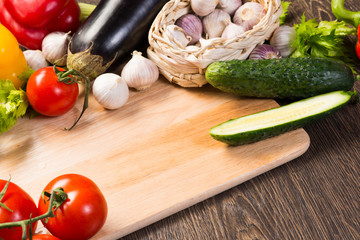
[249,44,281,59]
[175,14,203,45]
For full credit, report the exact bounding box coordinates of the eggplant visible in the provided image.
[67,0,168,79]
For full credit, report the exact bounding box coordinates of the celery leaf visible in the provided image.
[0,79,29,134]
[290,14,356,69]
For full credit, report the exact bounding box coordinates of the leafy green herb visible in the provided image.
[18,66,35,90]
[280,1,291,26]
[0,79,29,134]
[290,14,356,68]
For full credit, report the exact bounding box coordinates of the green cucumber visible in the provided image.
[209,91,354,145]
[205,58,355,99]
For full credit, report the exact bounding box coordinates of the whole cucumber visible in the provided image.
[205,58,355,99]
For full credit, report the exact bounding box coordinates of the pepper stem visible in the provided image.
[331,0,360,28]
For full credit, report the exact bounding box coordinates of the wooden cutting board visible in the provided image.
[0,77,310,239]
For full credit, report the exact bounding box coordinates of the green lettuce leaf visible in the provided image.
[291,14,357,68]
[18,66,35,90]
[0,79,28,134]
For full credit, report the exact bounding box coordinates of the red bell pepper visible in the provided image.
[357,27,360,59]
[0,0,81,50]
[356,41,360,60]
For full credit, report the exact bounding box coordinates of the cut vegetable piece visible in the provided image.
[210,91,354,145]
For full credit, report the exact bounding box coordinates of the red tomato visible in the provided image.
[0,180,38,240]
[356,41,360,60]
[38,174,108,240]
[26,67,79,117]
[28,234,61,240]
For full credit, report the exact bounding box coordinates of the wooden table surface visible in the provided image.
[88,0,359,239]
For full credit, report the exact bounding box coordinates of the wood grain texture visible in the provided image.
[117,0,360,239]
[1,0,359,240]
[0,75,309,239]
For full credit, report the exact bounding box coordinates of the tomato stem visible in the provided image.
[0,187,68,240]
[0,178,14,213]
[53,65,90,131]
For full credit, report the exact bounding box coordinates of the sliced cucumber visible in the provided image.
[210,91,354,145]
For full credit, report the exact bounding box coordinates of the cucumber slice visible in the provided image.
[210,91,354,145]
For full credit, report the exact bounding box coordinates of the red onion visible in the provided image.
[175,14,203,45]
[249,44,281,59]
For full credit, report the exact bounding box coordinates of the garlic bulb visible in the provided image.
[23,50,49,70]
[221,21,246,39]
[165,25,191,48]
[42,31,70,66]
[121,51,159,91]
[270,25,297,57]
[191,0,219,17]
[218,0,242,15]
[249,44,281,59]
[203,9,231,39]
[233,2,266,31]
[92,73,129,110]
[175,14,203,45]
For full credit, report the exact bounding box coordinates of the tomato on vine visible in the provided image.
[26,66,79,117]
[26,65,90,130]
[0,179,38,240]
[38,174,108,240]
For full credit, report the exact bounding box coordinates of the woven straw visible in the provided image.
[147,0,282,87]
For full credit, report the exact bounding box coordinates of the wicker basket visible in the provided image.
[147,0,282,87]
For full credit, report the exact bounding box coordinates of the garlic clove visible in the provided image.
[23,50,49,70]
[121,51,159,91]
[42,31,70,66]
[92,73,129,110]
[203,9,231,39]
[175,14,203,45]
[218,0,242,15]
[165,25,192,48]
[191,0,219,17]
[270,25,297,57]
[233,2,266,31]
[221,21,246,39]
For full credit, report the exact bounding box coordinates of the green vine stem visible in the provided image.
[0,187,68,240]
[53,65,91,131]
[0,179,14,213]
